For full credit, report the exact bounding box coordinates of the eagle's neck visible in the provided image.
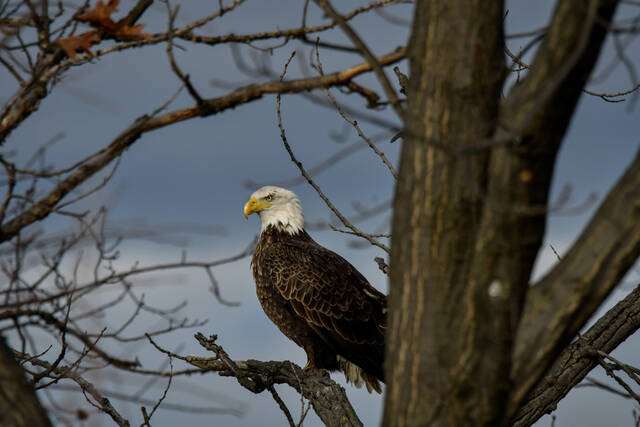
[258,200,304,235]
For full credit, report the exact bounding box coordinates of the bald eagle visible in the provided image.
[243,186,386,393]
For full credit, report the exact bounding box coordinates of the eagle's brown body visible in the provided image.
[252,225,386,391]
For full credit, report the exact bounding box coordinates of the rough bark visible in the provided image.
[189,358,363,427]
[0,335,52,427]
[385,0,622,425]
[185,333,362,427]
[385,1,506,425]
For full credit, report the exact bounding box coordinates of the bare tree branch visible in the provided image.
[0,46,404,244]
[183,333,364,427]
[514,282,640,425]
[512,146,640,414]
[314,0,405,118]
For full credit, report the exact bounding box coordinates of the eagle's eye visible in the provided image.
[264,194,274,202]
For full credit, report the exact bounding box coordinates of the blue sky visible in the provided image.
[2,0,640,426]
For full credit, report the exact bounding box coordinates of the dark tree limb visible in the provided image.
[124,0,154,27]
[514,282,640,426]
[141,45,405,131]
[478,0,619,363]
[189,333,362,427]
[152,333,363,427]
[511,145,640,416]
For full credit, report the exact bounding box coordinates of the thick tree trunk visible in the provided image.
[385,0,622,425]
[0,335,52,427]
[384,1,506,425]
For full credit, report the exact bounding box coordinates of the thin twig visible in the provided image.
[140,356,173,427]
[275,53,390,253]
[268,385,296,427]
[314,0,405,118]
[164,1,203,105]
[314,42,398,179]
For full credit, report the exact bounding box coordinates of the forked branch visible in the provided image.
[147,333,363,427]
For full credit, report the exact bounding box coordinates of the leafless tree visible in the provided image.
[0,0,639,426]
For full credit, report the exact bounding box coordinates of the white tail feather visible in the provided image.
[337,355,381,393]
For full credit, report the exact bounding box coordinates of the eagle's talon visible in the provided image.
[303,365,329,379]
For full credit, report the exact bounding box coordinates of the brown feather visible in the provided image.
[252,226,386,391]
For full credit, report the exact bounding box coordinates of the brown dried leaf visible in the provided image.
[76,0,119,31]
[75,0,151,40]
[113,22,151,40]
[55,31,100,59]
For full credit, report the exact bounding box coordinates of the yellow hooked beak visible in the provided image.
[243,197,271,219]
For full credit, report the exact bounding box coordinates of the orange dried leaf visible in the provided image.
[114,23,151,40]
[55,31,100,59]
[75,0,150,41]
[76,0,119,31]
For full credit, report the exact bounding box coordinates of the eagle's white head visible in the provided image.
[243,186,304,234]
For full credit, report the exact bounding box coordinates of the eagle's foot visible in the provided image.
[303,361,329,379]
[303,360,315,371]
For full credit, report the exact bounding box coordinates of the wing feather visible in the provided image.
[261,237,386,380]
